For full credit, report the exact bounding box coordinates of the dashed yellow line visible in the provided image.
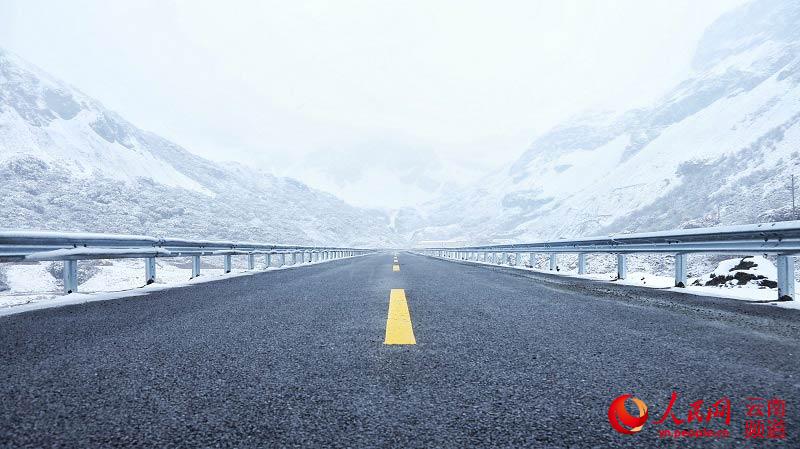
[384,289,416,345]
[392,264,400,272]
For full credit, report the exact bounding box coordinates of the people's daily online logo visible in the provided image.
[608,392,786,440]
[608,394,648,434]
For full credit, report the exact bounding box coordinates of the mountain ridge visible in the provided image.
[0,48,400,247]
[403,0,800,245]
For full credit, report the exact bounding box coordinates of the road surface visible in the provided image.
[1,253,798,447]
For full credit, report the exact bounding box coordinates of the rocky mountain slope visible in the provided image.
[403,0,800,245]
[0,49,400,247]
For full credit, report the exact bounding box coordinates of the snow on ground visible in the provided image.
[692,255,777,289]
[0,254,350,315]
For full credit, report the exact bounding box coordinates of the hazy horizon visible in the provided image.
[0,0,747,209]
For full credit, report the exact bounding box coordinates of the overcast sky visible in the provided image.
[0,0,746,208]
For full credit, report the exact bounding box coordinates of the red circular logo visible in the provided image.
[608,394,649,434]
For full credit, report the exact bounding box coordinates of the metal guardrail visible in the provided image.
[0,231,373,294]
[417,221,800,301]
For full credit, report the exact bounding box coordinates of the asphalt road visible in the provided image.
[1,253,799,447]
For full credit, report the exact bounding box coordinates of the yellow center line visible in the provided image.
[384,289,416,345]
[392,264,400,272]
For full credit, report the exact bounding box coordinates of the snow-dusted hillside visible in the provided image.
[409,0,800,245]
[0,49,400,247]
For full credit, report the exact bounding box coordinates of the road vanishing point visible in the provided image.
[1,253,799,447]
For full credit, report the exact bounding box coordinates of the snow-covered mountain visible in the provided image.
[0,49,401,247]
[404,0,800,245]
[3,0,798,248]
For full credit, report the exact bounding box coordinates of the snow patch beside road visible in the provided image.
[429,255,800,310]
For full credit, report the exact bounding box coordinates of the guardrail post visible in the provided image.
[577,253,587,275]
[224,255,232,273]
[192,256,201,278]
[617,254,627,280]
[549,253,557,271]
[528,252,535,269]
[674,253,687,287]
[482,252,487,262]
[265,253,272,268]
[498,252,505,265]
[248,254,255,270]
[63,260,78,294]
[777,255,795,301]
[145,257,156,284]
[516,252,523,267]
[279,253,285,267]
